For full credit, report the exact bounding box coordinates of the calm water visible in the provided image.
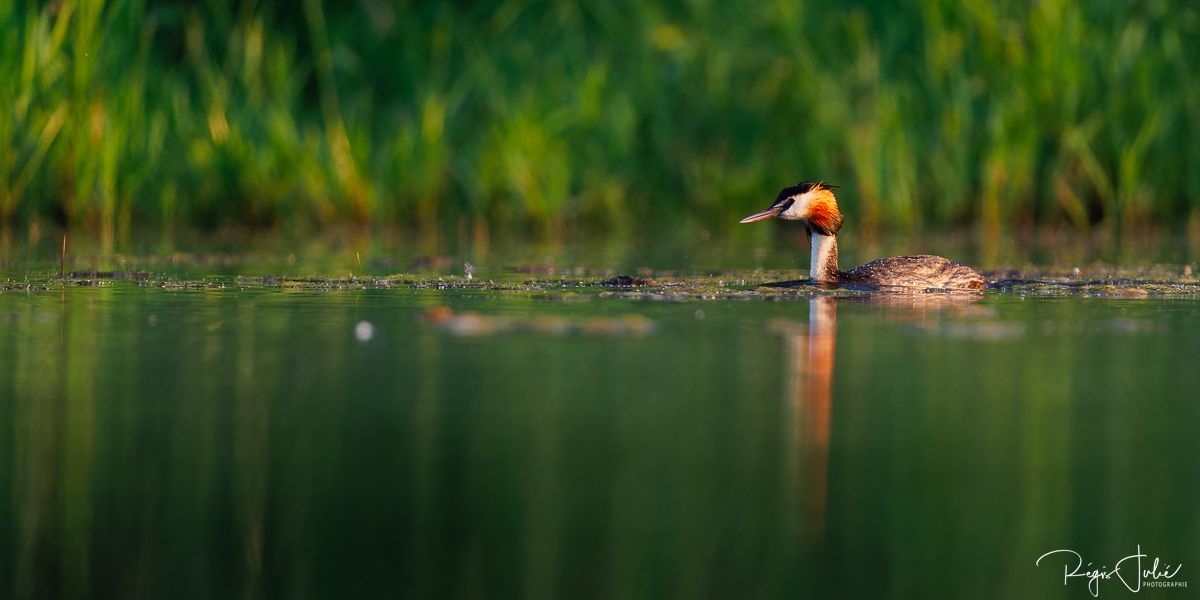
[1,272,1198,598]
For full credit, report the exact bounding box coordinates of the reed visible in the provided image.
[2,0,1197,241]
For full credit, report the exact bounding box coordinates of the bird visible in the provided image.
[739,182,987,290]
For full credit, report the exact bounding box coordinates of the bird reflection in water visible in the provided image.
[771,293,986,543]
[771,297,837,543]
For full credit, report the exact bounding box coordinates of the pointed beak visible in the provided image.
[739,206,783,224]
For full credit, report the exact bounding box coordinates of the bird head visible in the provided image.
[739,182,843,235]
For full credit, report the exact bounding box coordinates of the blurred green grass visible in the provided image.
[2,0,1198,244]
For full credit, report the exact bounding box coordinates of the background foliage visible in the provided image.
[2,0,1198,242]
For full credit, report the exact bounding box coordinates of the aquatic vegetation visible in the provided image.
[2,1,1198,243]
[5,263,1200,300]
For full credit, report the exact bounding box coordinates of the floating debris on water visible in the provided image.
[66,270,152,280]
[0,282,50,291]
[990,279,1200,298]
[598,275,655,287]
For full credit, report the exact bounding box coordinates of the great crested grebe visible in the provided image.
[740,182,987,290]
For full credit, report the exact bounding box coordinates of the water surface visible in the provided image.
[1,268,1197,598]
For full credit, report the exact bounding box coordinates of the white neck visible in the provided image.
[809,233,839,283]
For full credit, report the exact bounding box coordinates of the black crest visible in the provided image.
[772,181,838,208]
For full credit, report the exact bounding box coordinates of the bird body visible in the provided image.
[740,182,987,290]
[841,254,987,289]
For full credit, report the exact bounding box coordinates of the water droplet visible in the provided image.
[694,309,705,321]
[147,314,158,327]
[355,321,375,342]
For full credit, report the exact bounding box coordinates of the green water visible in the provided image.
[1,272,1198,598]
